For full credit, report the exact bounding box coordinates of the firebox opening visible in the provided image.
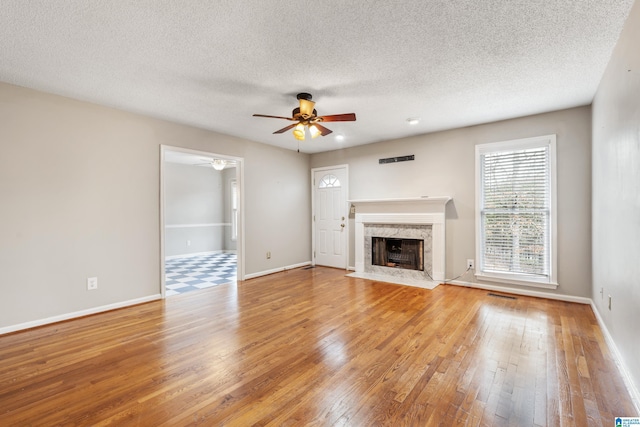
[371,237,424,271]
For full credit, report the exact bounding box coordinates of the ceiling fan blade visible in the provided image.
[273,123,300,134]
[313,123,333,136]
[253,114,295,120]
[317,113,356,122]
[299,99,316,117]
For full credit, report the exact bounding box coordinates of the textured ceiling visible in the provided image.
[0,1,635,153]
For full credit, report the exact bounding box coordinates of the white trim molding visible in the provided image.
[0,294,162,336]
[244,261,312,280]
[165,250,237,260]
[348,196,452,210]
[165,223,231,228]
[447,279,589,304]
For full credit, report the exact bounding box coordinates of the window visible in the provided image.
[318,174,341,188]
[475,135,557,288]
[230,179,238,241]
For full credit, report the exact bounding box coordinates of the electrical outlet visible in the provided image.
[87,277,98,290]
[608,295,612,310]
[266,251,271,259]
[187,240,191,247]
[466,259,475,269]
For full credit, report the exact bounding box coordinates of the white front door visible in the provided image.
[313,166,348,269]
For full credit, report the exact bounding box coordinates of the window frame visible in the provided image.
[475,134,558,289]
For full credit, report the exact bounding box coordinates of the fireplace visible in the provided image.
[372,237,424,271]
[347,196,451,290]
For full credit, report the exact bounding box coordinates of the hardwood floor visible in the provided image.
[0,267,636,426]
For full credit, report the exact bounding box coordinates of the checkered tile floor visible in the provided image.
[165,253,237,296]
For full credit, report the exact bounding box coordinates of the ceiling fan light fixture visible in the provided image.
[293,123,306,140]
[212,159,226,171]
[253,93,356,143]
[309,124,321,139]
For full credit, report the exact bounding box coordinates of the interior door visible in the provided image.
[313,166,347,269]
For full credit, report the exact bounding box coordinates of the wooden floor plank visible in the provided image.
[0,267,636,426]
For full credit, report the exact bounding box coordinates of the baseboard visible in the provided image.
[347,265,356,271]
[244,261,311,280]
[165,250,236,260]
[0,294,162,336]
[590,302,640,414]
[446,279,592,304]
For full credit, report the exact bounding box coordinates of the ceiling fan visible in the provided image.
[253,93,356,141]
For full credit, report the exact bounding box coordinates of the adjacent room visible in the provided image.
[162,149,240,296]
[1,0,639,425]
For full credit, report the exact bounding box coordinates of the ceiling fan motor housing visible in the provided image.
[292,107,318,121]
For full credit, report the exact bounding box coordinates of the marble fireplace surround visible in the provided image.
[347,197,451,290]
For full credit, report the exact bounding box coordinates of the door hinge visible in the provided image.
[313,251,316,258]
[313,215,315,221]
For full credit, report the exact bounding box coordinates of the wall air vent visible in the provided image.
[379,155,414,164]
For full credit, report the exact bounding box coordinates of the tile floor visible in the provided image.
[165,252,237,296]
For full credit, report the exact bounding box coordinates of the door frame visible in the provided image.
[311,164,349,269]
[160,145,245,298]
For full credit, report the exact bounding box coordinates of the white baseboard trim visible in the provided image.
[347,265,356,271]
[446,279,592,304]
[590,302,640,413]
[244,261,312,280]
[0,294,162,336]
[165,250,236,260]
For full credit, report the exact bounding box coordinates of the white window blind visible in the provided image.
[477,136,556,285]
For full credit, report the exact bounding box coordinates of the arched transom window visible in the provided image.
[318,174,341,188]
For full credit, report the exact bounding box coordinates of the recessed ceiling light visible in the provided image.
[407,117,420,125]
[335,134,345,142]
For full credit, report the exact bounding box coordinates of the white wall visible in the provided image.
[244,141,311,274]
[592,0,640,402]
[0,82,311,329]
[164,162,226,257]
[311,106,592,298]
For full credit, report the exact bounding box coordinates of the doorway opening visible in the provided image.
[160,146,244,297]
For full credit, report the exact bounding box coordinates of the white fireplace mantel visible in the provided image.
[348,196,452,289]
[349,196,451,213]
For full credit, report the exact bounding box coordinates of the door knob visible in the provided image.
[341,223,345,228]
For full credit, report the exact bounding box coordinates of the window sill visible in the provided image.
[475,273,559,289]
